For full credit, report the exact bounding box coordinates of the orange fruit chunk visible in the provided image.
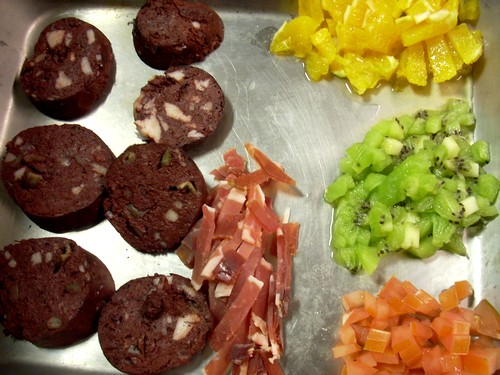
[425,35,457,82]
[270,0,484,94]
[397,42,428,86]
[447,23,483,65]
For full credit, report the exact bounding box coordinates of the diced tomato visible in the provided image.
[371,350,400,364]
[473,299,500,340]
[356,351,377,367]
[364,291,378,317]
[351,324,370,346]
[414,289,442,317]
[454,280,473,300]
[344,358,378,374]
[461,347,498,375]
[364,328,391,353]
[332,343,362,358]
[344,308,372,326]
[334,280,498,374]
[439,286,460,311]
[342,290,365,311]
[410,319,433,346]
[339,323,357,345]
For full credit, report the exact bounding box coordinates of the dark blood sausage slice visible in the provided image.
[0,124,115,233]
[20,17,115,120]
[134,66,225,148]
[104,143,207,254]
[0,237,115,348]
[98,274,213,374]
[132,0,224,69]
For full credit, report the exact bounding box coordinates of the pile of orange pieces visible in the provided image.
[270,0,483,94]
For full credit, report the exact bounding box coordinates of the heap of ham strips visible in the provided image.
[176,144,300,375]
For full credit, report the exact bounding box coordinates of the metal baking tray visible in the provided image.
[0,0,498,374]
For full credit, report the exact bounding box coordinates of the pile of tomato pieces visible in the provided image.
[334,276,499,374]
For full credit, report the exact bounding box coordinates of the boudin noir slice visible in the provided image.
[0,237,115,348]
[20,17,115,120]
[134,66,225,148]
[98,274,213,375]
[132,0,224,69]
[104,143,207,254]
[1,124,115,233]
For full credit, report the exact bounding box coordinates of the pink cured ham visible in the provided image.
[209,275,263,351]
[192,205,216,290]
[181,144,299,374]
[244,144,296,186]
[215,188,247,239]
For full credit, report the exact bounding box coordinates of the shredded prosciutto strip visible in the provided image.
[178,144,300,374]
[334,277,500,375]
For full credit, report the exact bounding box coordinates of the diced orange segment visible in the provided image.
[343,0,369,28]
[269,16,321,57]
[321,0,351,23]
[401,0,459,46]
[299,0,324,23]
[397,42,428,86]
[305,51,331,81]
[271,0,483,93]
[447,23,483,64]
[343,53,399,94]
[425,35,457,82]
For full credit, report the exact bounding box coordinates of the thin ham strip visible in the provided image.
[180,144,299,374]
[192,205,216,290]
[209,275,263,352]
[204,314,250,375]
[245,143,296,186]
[215,187,247,239]
[275,228,292,318]
[233,168,269,189]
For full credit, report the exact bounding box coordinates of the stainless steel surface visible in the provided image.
[0,0,498,374]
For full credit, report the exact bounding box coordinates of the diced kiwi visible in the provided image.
[325,99,499,274]
[469,140,490,165]
[324,174,355,204]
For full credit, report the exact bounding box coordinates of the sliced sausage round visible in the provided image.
[0,237,115,347]
[20,17,115,120]
[1,124,115,233]
[132,0,224,69]
[98,274,213,374]
[104,143,207,254]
